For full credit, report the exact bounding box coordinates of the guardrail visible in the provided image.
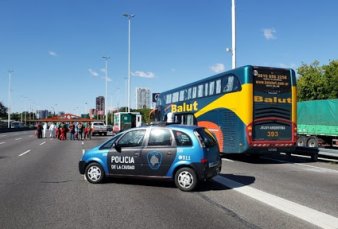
[295,146,338,161]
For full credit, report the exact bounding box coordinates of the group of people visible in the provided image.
[36,122,93,141]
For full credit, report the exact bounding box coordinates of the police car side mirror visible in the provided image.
[113,143,122,153]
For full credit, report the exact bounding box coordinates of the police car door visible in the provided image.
[107,129,146,175]
[141,127,176,177]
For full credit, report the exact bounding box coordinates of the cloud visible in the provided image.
[102,76,112,82]
[279,63,297,69]
[132,71,155,78]
[262,28,277,40]
[48,51,57,56]
[88,68,112,81]
[88,68,99,77]
[210,63,225,73]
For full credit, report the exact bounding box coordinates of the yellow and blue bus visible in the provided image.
[153,65,297,155]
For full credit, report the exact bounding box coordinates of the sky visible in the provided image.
[0,0,338,114]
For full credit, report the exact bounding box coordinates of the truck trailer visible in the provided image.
[297,99,338,148]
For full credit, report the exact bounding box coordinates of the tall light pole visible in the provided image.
[231,0,236,69]
[8,70,13,128]
[123,13,135,113]
[226,0,236,69]
[102,56,110,124]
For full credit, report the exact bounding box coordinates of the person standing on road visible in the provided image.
[42,122,48,138]
[49,122,55,138]
[36,122,43,139]
[88,122,92,140]
[78,122,83,140]
[69,123,75,140]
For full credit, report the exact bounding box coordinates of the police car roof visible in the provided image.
[165,124,200,131]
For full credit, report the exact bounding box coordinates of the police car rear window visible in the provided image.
[173,130,193,147]
[196,128,217,147]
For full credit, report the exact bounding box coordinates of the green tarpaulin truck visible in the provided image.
[297,99,338,148]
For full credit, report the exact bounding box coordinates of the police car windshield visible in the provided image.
[100,133,123,150]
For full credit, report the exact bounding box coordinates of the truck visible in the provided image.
[113,112,142,133]
[297,99,338,148]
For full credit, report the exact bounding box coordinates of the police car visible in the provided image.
[79,125,221,191]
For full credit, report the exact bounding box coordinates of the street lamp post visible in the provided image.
[123,13,135,113]
[8,70,13,128]
[226,0,236,69]
[102,56,110,125]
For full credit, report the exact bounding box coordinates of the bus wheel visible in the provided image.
[297,136,307,147]
[307,137,318,148]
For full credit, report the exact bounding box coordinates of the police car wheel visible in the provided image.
[85,163,104,184]
[175,168,197,191]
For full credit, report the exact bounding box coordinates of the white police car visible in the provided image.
[79,125,221,191]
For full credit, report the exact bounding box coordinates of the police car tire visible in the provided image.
[175,167,197,192]
[85,162,105,184]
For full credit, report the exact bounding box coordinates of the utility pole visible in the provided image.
[232,0,236,69]
[226,0,236,69]
[102,56,110,125]
[123,13,135,113]
[8,70,13,128]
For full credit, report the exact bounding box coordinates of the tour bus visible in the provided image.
[152,65,297,155]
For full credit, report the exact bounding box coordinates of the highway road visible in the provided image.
[0,131,337,229]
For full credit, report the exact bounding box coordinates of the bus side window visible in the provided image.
[187,88,192,100]
[198,84,203,98]
[216,79,222,94]
[166,94,172,104]
[223,76,234,93]
[209,81,215,95]
[192,86,197,98]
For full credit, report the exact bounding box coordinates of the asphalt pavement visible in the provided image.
[0,130,338,229]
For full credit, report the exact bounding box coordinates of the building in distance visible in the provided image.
[136,88,151,109]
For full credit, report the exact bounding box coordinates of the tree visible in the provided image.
[297,60,338,101]
[0,102,8,118]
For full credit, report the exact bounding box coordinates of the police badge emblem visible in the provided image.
[147,151,162,170]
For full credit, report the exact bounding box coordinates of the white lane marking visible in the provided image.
[15,138,22,141]
[82,141,84,145]
[222,158,234,162]
[261,156,338,174]
[318,157,338,163]
[214,176,338,229]
[294,163,338,174]
[0,142,5,145]
[40,141,46,146]
[18,150,31,157]
[0,135,7,137]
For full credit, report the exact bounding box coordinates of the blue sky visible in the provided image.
[1,0,337,114]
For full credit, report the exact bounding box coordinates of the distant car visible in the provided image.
[91,121,107,136]
[79,125,221,191]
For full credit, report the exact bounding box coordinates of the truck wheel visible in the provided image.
[307,137,318,148]
[175,167,197,192]
[85,162,105,184]
[297,136,307,147]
